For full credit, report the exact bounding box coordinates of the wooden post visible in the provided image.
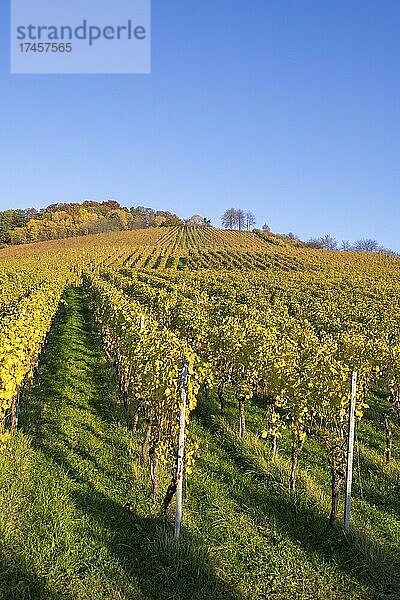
[384,413,393,464]
[174,360,188,540]
[344,371,357,532]
[11,393,21,433]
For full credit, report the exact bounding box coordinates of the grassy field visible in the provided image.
[0,286,399,599]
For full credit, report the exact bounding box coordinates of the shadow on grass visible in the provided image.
[7,286,240,600]
[22,297,123,440]
[71,484,240,600]
[194,395,400,600]
[0,552,72,600]
[351,445,400,518]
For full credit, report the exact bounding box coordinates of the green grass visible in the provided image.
[0,287,399,599]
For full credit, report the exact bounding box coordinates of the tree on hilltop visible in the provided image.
[222,208,256,230]
[245,211,256,231]
[154,211,183,227]
[130,206,156,228]
[237,209,246,231]
[353,238,380,252]
[221,208,237,229]
[308,234,337,250]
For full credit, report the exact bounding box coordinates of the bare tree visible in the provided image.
[379,247,396,256]
[222,208,252,230]
[262,223,271,233]
[221,208,238,229]
[308,235,337,250]
[237,209,246,231]
[353,239,380,252]
[319,235,338,250]
[341,240,352,251]
[245,211,256,231]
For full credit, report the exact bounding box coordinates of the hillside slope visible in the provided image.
[0,226,399,600]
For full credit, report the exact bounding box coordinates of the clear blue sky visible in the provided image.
[1,1,399,248]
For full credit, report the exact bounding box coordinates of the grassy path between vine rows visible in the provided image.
[0,287,237,600]
[0,287,399,599]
